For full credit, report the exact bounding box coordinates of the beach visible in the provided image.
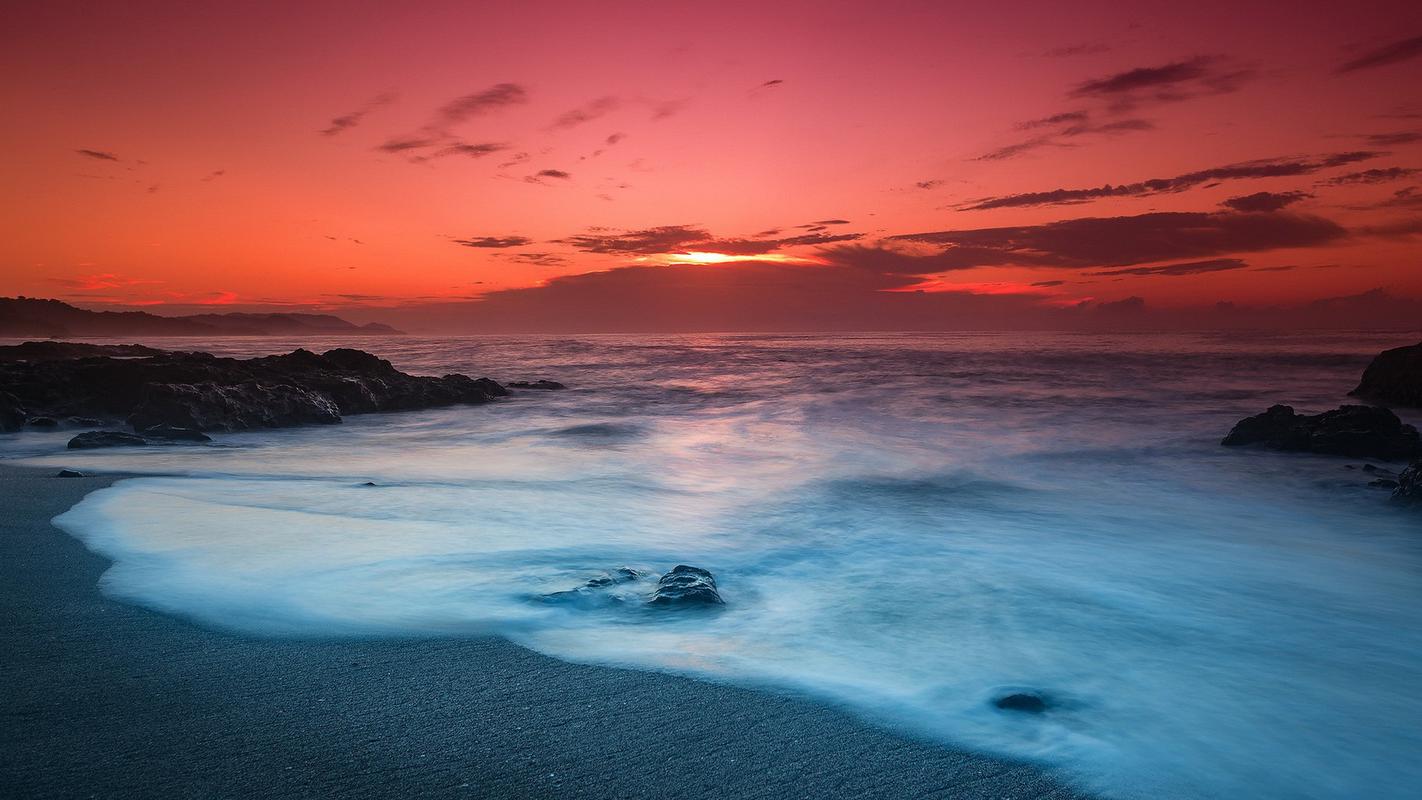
[0,463,1088,799]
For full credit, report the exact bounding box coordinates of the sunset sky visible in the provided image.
[2,0,1420,331]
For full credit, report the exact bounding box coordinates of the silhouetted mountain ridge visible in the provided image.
[0,298,402,337]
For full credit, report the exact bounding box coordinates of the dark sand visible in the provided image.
[0,463,1091,799]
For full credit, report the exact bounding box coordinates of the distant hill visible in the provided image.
[0,298,402,337]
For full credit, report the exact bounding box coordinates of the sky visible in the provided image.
[1,0,1420,331]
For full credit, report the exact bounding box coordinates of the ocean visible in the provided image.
[5,331,1421,799]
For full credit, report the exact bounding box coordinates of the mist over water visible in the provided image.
[9,331,1422,800]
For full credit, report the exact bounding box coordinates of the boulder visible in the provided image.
[508,380,567,390]
[648,565,724,607]
[1221,404,1421,460]
[68,431,148,449]
[55,469,87,478]
[128,381,342,432]
[993,692,1050,713]
[1350,341,1422,408]
[1394,460,1422,506]
[25,416,59,428]
[136,423,212,442]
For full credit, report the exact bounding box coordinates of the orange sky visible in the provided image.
[1,0,1420,330]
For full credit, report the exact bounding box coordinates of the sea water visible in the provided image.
[6,331,1421,799]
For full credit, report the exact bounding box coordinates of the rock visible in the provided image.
[508,380,567,390]
[55,469,87,478]
[25,416,58,428]
[136,423,213,442]
[648,565,724,607]
[1221,404,1421,460]
[65,417,103,427]
[1,346,511,434]
[0,391,26,432]
[362,481,378,487]
[993,692,1050,713]
[542,568,644,604]
[0,341,168,362]
[1369,479,1399,489]
[1350,341,1422,408]
[1394,460,1422,506]
[68,430,149,449]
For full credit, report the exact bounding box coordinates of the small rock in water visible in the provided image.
[993,692,1050,713]
[56,469,86,478]
[1393,460,1422,506]
[648,565,724,607]
[26,416,59,428]
[542,567,644,604]
[508,380,566,390]
[138,423,212,442]
[68,430,149,449]
[362,481,378,487]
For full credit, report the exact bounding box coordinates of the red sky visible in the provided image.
[2,0,1420,331]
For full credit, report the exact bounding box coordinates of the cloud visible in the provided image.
[1377,187,1422,208]
[757,79,784,89]
[890,209,1349,268]
[1069,56,1254,105]
[507,252,567,266]
[378,135,439,153]
[524,168,572,184]
[47,273,162,291]
[549,96,620,130]
[435,142,508,159]
[555,224,861,256]
[200,169,225,182]
[436,83,528,126]
[606,132,625,146]
[1220,191,1311,212]
[75,149,119,161]
[1336,35,1422,73]
[1031,280,1067,287]
[812,218,851,225]
[1044,42,1111,58]
[453,236,532,248]
[963,152,1378,208]
[1363,131,1422,146]
[320,92,396,136]
[1089,257,1250,277]
[1323,166,1421,185]
[979,115,1154,160]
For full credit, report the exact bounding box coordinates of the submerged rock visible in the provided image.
[993,692,1050,713]
[1394,460,1422,506]
[542,567,644,604]
[136,423,212,442]
[68,430,148,449]
[1221,404,1421,460]
[55,469,86,478]
[648,565,724,607]
[508,380,566,390]
[1350,341,1422,408]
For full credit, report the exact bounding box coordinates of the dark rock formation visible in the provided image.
[1,391,26,432]
[542,568,644,604]
[508,380,567,390]
[1,346,508,434]
[993,693,1050,713]
[648,565,724,607]
[1351,341,1422,408]
[25,416,58,428]
[1394,460,1422,506]
[0,341,168,362]
[1221,404,1421,460]
[69,431,148,449]
[55,469,87,478]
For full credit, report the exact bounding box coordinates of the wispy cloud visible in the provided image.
[75,149,119,161]
[1336,34,1422,73]
[320,91,396,136]
[453,235,532,248]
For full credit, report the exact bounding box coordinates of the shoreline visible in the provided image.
[0,462,1092,799]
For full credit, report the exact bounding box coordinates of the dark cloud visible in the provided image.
[378,135,439,153]
[1220,191,1311,212]
[200,169,225,182]
[605,132,625,146]
[1070,56,1254,105]
[812,218,851,225]
[454,236,532,248]
[549,96,620,130]
[1323,167,1421,185]
[978,115,1153,160]
[525,169,572,184]
[1377,187,1422,208]
[435,142,508,159]
[320,92,396,136]
[1336,35,1422,74]
[757,79,784,89]
[914,179,944,190]
[1031,280,1067,287]
[556,224,861,256]
[963,152,1378,209]
[1363,131,1422,146]
[76,149,119,161]
[436,83,528,126]
[890,209,1349,268]
[1089,258,1250,277]
[508,253,567,266]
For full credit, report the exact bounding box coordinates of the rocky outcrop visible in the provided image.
[1394,460,1422,506]
[0,341,168,362]
[1,391,27,432]
[508,380,566,390]
[135,424,213,442]
[1350,341,1422,408]
[1,346,508,434]
[648,565,724,607]
[69,431,148,449]
[1222,404,1421,460]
